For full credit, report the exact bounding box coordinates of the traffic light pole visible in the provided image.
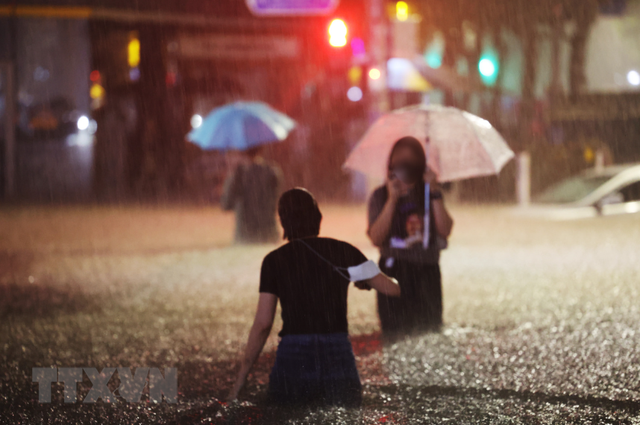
[363,0,389,192]
[368,0,389,115]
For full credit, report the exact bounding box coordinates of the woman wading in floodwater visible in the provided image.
[368,137,454,338]
[228,188,400,406]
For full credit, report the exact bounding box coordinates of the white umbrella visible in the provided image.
[344,104,515,182]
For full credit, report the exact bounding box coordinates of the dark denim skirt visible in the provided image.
[268,333,362,407]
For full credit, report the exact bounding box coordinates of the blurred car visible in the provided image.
[20,96,83,140]
[519,163,640,220]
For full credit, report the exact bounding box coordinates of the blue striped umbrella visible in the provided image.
[187,101,296,151]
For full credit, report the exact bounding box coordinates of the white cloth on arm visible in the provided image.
[348,260,381,282]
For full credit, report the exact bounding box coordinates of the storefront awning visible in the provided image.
[387,58,432,92]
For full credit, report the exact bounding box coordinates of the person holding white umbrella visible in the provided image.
[367,137,454,336]
[345,104,514,337]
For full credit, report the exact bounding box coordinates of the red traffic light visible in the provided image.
[328,19,348,47]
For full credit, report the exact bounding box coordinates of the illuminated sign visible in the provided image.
[177,35,300,60]
[246,0,339,16]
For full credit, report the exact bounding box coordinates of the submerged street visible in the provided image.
[1,204,639,424]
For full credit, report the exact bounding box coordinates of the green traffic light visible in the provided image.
[479,58,496,77]
[478,54,498,85]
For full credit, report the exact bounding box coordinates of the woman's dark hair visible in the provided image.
[278,188,322,241]
[387,136,427,178]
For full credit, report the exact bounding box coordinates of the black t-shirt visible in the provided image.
[368,183,440,264]
[259,237,368,336]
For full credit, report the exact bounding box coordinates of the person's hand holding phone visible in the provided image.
[386,176,404,203]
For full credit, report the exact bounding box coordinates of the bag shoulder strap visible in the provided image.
[295,240,351,280]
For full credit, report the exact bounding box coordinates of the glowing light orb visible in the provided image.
[396,1,409,21]
[329,19,348,47]
[347,86,363,102]
[77,115,90,131]
[191,114,203,129]
[479,58,496,77]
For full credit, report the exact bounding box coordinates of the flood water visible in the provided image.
[1,204,639,423]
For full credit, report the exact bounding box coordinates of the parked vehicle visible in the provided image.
[19,97,83,140]
[519,163,640,220]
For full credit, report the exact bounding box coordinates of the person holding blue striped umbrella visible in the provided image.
[188,102,295,243]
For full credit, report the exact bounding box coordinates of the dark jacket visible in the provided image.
[221,159,282,243]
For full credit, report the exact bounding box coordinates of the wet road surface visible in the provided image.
[1,204,639,424]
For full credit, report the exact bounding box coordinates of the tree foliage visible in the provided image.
[415,1,601,107]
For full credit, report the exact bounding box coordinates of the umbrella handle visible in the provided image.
[423,183,430,249]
